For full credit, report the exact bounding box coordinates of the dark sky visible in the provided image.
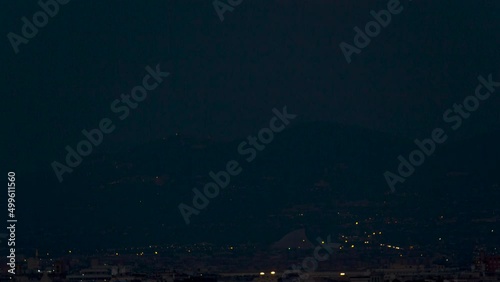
[3,0,500,172]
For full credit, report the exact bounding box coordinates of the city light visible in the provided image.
[260,272,265,276]
[340,273,346,276]
[271,271,276,275]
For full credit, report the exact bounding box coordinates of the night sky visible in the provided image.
[4,1,500,168]
[2,0,500,249]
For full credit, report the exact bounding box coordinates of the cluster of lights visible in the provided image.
[379,244,402,250]
[340,231,382,248]
[259,271,276,276]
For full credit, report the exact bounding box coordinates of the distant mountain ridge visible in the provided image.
[22,122,500,250]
